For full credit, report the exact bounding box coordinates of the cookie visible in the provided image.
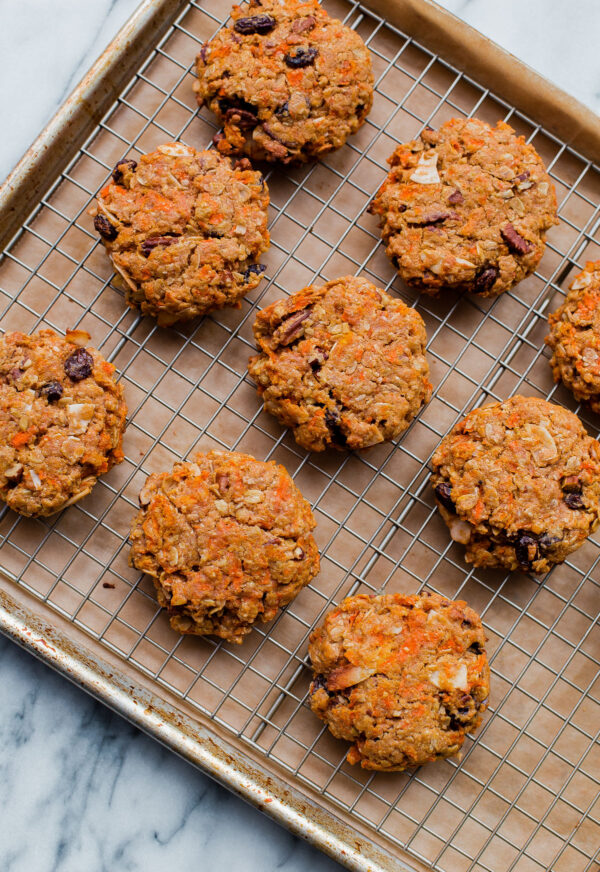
[248,276,431,452]
[431,395,600,573]
[546,261,600,412]
[194,0,373,164]
[308,592,489,771]
[93,143,269,326]
[369,118,557,297]
[0,329,127,517]
[129,450,319,643]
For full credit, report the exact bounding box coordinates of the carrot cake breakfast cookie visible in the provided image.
[431,395,600,573]
[0,329,127,517]
[129,450,319,643]
[369,117,557,297]
[308,592,490,771]
[92,143,269,325]
[248,275,432,452]
[546,261,600,412]
[194,0,373,163]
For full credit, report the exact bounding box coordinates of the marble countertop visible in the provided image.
[0,2,598,871]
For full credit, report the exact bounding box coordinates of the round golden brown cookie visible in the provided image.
[431,395,600,573]
[369,118,557,297]
[247,276,432,452]
[308,592,490,771]
[546,262,600,412]
[194,0,373,164]
[129,450,319,643]
[92,143,269,326]
[0,329,127,517]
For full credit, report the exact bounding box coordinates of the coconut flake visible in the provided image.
[430,662,469,691]
[571,272,592,290]
[66,329,91,347]
[67,403,95,435]
[30,469,42,489]
[157,142,194,157]
[449,518,472,544]
[409,151,440,185]
[454,256,476,269]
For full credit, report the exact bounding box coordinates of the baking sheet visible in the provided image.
[0,1,599,870]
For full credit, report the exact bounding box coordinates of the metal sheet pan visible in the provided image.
[0,2,599,870]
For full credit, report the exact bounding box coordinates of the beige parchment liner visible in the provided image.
[0,2,599,871]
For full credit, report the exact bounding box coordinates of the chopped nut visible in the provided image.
[67,403,95,435]
[409,151,440,185]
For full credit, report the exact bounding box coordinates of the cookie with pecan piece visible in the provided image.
[546,262,600,412]
[247,275,432,452]
[308,592,490,771]
[194,0,373,163]
[0,329,127,516]
[431,395,600,573]
[92,143,269,325]
[369,118,557,297]
[129,450,319,643]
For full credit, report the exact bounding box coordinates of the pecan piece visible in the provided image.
[275,308,311,345]
[223,106,259,129]
[141,236,179,257]
[94,214,118,241]
[234,14,277,35]
[501,223,533,255]
[406,210,457,226]
[448,189,464,205]
[284,47,318,68]
[291,15,316,33]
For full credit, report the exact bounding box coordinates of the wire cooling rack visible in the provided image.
[0,1,599,870]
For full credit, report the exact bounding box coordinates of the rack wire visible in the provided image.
[0,1,599,870]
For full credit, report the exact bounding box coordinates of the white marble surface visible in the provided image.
[0,3,599,872]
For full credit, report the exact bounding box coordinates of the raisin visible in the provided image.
[39,381,63,403]
[515,533,538,568]
[325,408,347,447]
[141,236,179,257]
[94,214,118,241]
[406,210,456,226]
[564,493,585,510]
[275,101,289,117]
[284,47,318,68]
[539,534,560,553]
[473,265,499,294]
[234,14,276,34]
[244,263,266,282]
[468,642,483,655]
[64,348,93,381]
[434,482,455,512]
[515,170,530,182]
[311,674,327,692]
[111,158,137,185]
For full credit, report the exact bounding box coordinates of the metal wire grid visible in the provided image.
[0,1,599,870]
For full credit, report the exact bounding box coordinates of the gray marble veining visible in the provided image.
[0,2,599,871]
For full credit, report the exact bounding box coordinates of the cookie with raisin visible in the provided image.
[369,118,557,297]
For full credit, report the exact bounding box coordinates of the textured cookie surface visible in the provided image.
[369,118,557,297]
[248,276,431,452]
[129,450,319,643]
[93,143,269,325]
[308,592,489,771]
[546,262,600,412]
[0,329,127,517]
[194,0,373,164]
[431,395,600,573]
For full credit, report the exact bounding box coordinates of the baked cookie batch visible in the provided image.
[4,1,599,772]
